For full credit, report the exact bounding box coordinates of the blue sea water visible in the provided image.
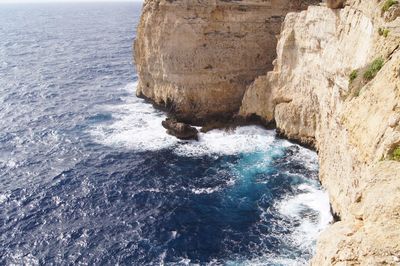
[0,2,332,265]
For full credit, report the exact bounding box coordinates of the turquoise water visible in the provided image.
[0,2,331,265]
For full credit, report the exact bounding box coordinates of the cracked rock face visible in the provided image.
[241,1,400,264]
[134,0,318,124]
[134,0,400,263]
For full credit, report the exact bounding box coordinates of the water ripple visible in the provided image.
[0,3,331,265]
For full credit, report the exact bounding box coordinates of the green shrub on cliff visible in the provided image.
[383,29,390,37]
[391,146,400,161]
[382,0,398,12]
[378,28,390,37]
[363,58,384,81]
[349,70,358,83]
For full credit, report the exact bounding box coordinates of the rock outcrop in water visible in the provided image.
[134,0,400,263]
[162,118,199,140]
[134,0,318,124]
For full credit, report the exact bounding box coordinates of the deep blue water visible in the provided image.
[0,3,331,265]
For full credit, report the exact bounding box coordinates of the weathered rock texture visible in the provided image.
[162,118,199,140]
[134,0,318,123]
[135,0,400,263]
[240,0,400,264]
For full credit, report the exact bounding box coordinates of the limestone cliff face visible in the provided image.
[240,1,400,264]
[134,0,318,123]
[135,0,400,263]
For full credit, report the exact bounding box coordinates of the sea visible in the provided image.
[0,2,332,265]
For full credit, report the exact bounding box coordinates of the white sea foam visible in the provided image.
[225,256,308,266]
[90,82,278,156]
[171,231,177,239]
[0,193,9,204]
[90,82,332,264]
[277,183,332,250]
[174,126,276,157]
[6,160,16,168]
[235,184,332,266]
[3,251,39,266]
[89,82,177,151]
[291,146,319,172]
[190,187,222,195]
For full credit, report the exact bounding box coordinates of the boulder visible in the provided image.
[162,118,198,140]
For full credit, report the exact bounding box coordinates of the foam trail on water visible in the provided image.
[90,83,280,156]
[89,82,333,265]
[225,257,308,266]
[89,82,177,151]
[291,146,319,172]
[226,187,332,266]
[277,184,332,253]
[174,126,277,157]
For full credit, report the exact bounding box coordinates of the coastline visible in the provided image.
[134,0,400,264]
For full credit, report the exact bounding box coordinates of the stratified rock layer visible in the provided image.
[240,1,400,264]
[134,0,317,123]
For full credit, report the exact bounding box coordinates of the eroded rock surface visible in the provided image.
[134,0,318,124]
[162,118,199,140]
[134,0,400,263]
[240,1,400,264]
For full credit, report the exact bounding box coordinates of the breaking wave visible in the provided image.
[0,3,331,265]
[87,82,333,265]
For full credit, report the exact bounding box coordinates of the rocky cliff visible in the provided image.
[240,0,400,264]
[134,0,318,123]
[134,0,400,264]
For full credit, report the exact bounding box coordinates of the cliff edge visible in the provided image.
[134,0,318,123]
[134,0,400,264]
[240,0,400,264]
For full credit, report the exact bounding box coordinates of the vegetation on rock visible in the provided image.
[382,0,398,12]
[378,28,390,37]
[349,70,358,83]
[383,29,390,37]
[390,146,400,161]
[363,58,384,80]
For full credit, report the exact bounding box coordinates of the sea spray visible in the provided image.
[0,4,331,264]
